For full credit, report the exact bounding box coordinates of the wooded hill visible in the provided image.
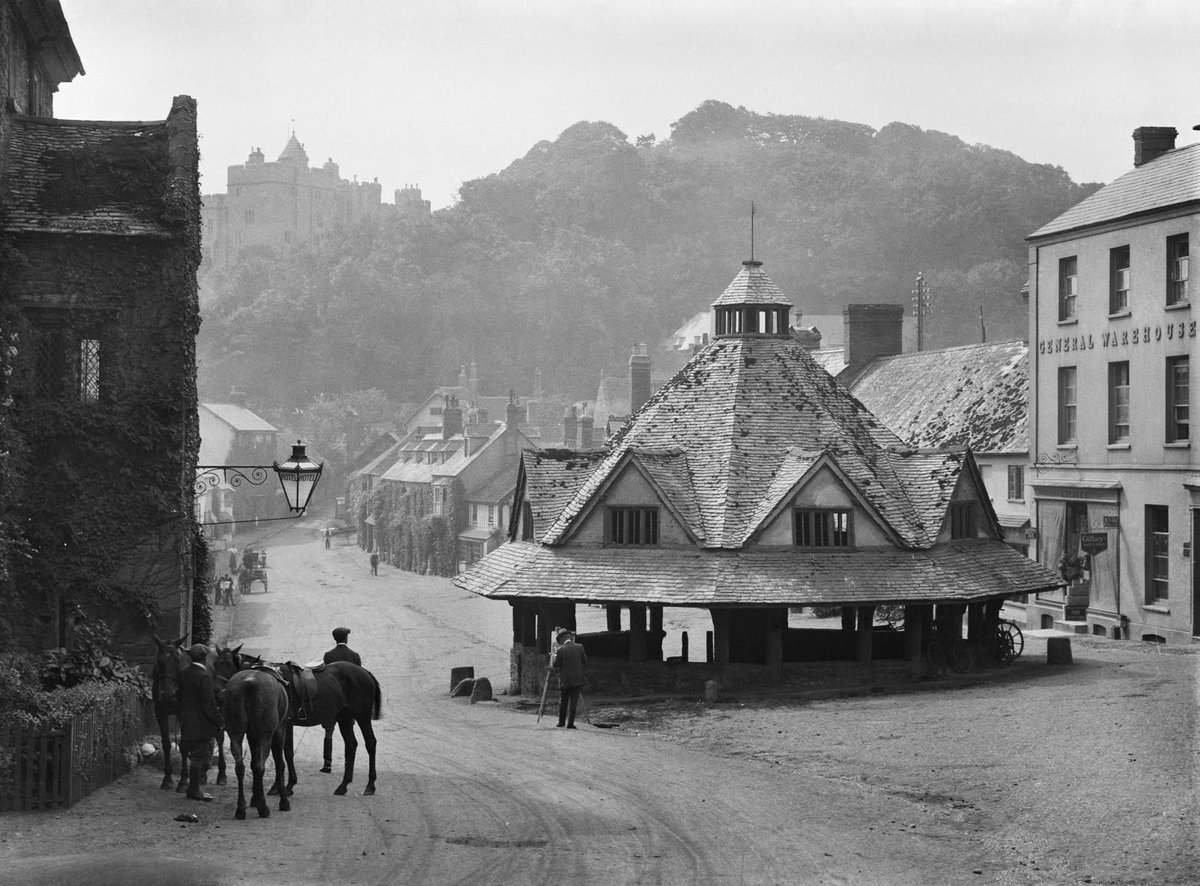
[197,100,1098,409]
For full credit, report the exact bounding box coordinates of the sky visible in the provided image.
[56,0,1200,211]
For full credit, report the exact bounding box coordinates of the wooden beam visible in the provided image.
[629,604,647,661]
[856,605,875,664]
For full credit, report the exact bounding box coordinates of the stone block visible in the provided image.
[470,677,493,704]
[1046,637,1073,665]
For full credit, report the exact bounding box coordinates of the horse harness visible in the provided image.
[253,662,326,722]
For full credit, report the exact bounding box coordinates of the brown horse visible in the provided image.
[151,635,227,790]
[220,667,291,819]
[272,661,381,798]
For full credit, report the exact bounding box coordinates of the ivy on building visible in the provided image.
[352,476,467,577]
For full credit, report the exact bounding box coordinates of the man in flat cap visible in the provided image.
[554,630,587,729]
[178,644,222,801]
[320,627,362,772]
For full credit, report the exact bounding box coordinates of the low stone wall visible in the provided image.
[509,643,922,698]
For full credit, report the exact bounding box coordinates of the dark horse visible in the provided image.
[280,661,381,797]
[212,650,381,798]
[151,634,227,790]
[220,667,291,819]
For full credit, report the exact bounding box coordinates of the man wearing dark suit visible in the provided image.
[322,626,361,666]
[178,644,222,802]
[554,631,587,729]
[320,627,361,772]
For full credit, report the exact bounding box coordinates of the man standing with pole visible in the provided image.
[554,630,587,729]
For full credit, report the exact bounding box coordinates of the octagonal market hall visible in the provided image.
[455,259,1064,695]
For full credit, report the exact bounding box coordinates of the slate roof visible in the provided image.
[711,261,791,306]
[200,403,276,433]
[1,116,177,237]
[1029,142,1200,239]
[850,341,1028,454]
[455,540,1062,606]
[456,260,1063,607]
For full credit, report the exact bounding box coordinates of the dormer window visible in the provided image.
[949,503,976,539]
[606,507,659,545]
[793,509,851,548]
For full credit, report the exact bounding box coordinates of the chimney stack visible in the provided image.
[843,304,904,374]
[505,392,522,456]
[579,408,595,449]
[629,343,652,415]
[1133,126,1177,167]
[442,395,463,439]
[563,405,578,450]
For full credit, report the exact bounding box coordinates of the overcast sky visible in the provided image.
[56,0,1199,211]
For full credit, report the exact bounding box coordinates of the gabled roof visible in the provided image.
[850,341,1028,454]
[1029,142,1200,239]
[200,403,276,433]
[355,441,404,478]
[1,116,178,237]
[519,449,609,542]
[277,134,309,165]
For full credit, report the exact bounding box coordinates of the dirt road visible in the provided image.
[2,518,1197,885]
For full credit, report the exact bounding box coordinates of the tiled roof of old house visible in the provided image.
[456,260,1063,606]
[200,403,276,432]
[850,341,1028,454]
[1029,142,1200,239]
[1,116,178,237]
[455,539,1061,606]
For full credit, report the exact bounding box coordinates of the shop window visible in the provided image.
[1167,233,1189,306]
[1007,464,1025,502]
[793,509,851,548]
[607,507,659,546]
[1146,505,1169,602]
[1166,355,1189,443]
[1109,245,1130,314]
[469,503,479,525]
[1108,361,1130,443]
[1059,256,1078,320]
[1058,366,1078,444]
[487,505,495,527]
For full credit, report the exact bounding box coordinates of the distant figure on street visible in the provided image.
[215,574,235,607]
[178,644,222,802]
[320,627,362,773]
[324,529,331,549]
[554,631,587,729]
[369,551,379,575]
[228,547,239,576]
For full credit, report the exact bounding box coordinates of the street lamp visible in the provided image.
[274,440,323,513]
[195,439,324,525]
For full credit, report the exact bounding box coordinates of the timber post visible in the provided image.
[856,605,876,664]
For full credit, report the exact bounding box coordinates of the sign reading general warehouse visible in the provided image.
[1038,319,1196,356]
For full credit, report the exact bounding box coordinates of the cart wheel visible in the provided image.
[998,621,1024,664]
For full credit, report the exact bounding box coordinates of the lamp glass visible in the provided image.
[274,441,323,513]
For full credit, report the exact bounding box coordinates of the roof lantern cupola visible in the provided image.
[711,259,793,339]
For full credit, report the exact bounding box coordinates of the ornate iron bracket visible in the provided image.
[194,465,271,496]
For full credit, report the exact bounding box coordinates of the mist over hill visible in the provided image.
[198,100,1098,409]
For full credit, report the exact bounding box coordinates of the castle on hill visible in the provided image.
[200,132,431,270]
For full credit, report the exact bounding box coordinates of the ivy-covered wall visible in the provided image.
[354,477,467,578]
[0,97,201,663]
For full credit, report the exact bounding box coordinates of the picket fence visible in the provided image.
[0,688,148,812]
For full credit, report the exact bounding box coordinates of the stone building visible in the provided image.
[457,259,1061,694]
[1026,125,1199,643]
[200,135,431,270]
[0,2,202,655]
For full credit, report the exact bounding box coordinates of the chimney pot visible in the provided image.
[1132,126,1177,167]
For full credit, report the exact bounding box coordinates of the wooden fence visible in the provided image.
[0,688,148,812]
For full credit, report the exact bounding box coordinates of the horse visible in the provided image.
[220,667,291,819]
[151,634,228,790]
[269,661,381,798]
